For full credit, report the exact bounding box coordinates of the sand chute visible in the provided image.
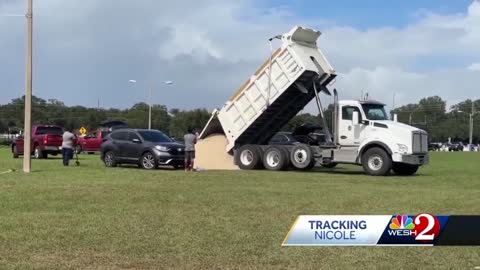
[195,134,238,170]
[195,110,239,170]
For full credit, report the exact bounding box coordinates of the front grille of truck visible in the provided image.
[412,131,428,153]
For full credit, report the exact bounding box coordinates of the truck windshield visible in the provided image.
[36,126,63,135]
[138,130,173,143]
[361,104,388,120]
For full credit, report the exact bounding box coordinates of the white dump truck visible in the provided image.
[199,26,429,176]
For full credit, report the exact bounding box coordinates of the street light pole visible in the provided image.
[469,102,474,145]
[130,80,173,130]
[23,0,33,173]
[148,81,173,130]
[148,83,152,130]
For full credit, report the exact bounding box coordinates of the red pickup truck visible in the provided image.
[11,125,65,159]
[75,120,128,154]
[76,129,109,154]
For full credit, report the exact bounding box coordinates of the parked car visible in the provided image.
[428,142,442,151]
[269,124,327,146]
[268,124,337,168]
[76,120,129,154]
[448,142,464,152]
[100,128,185,170]
[11,125,64,159]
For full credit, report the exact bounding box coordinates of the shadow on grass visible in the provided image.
[114,164,179,171]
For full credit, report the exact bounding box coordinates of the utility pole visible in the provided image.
[148,83,152,130]
[469,101,474,145]
[23,0,33,173]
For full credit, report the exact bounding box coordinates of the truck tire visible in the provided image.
[34,146,43,159]
[103,151,117,167]
[12,145,19,159]
[235,145,263,170]
[263,146,289,171]
[361,147,392,176]
[290,144,314,170]
[392,162,419,176]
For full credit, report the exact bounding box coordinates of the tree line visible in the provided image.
[0,95,478,143]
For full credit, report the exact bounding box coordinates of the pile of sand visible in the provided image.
[195,134,239,170]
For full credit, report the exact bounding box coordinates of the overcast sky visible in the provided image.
[1,0,479,112]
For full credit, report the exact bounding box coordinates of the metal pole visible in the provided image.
[148,85,152,130]
[23,0,33,173]
[469,102,474,145]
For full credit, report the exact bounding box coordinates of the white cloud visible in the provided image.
[467,63,480,71]
[0,0,479,111]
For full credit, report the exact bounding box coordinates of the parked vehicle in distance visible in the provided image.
[76,120,129,154]
[76,129,110,154]
[428,142,442,151]
[448,142,464,152]
[11,125,64,159]
[269,124,326,146]
[100,128,185,170]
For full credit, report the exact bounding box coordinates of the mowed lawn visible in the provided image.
[0,148,479,270]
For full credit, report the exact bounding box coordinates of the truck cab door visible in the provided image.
[85,131,101,151]
[339,105,363,146]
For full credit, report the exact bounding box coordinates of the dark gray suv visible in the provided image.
[100,129,185,170]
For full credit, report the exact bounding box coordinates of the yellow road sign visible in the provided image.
[79,127,87,135]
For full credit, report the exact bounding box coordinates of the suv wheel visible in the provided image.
[140,152,157,170]
[104,151,117,167]
[361,147,392,176]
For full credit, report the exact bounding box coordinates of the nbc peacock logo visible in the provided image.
[389,215,415,230]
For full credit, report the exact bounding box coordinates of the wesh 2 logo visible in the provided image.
[388,213,440,241]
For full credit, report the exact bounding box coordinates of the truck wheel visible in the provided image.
[361,147,392,176]
[34,146,43,159]
[235,145,263,170]
[392,163,419,176]
[263,146,289,171]
[12,145,19,159]
[290,144,314,170]
[103,151,117,167]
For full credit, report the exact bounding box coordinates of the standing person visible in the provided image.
[61,128,77,166]
[184,127,197,172]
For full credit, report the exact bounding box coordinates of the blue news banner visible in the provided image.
[282,214,480,246]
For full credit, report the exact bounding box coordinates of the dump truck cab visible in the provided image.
[330,99,428,175]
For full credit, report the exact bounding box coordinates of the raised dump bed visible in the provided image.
[200,26,336,154]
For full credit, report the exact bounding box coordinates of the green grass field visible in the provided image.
[0,147,479,269]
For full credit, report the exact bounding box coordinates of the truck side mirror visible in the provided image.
[352,111,360,126]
